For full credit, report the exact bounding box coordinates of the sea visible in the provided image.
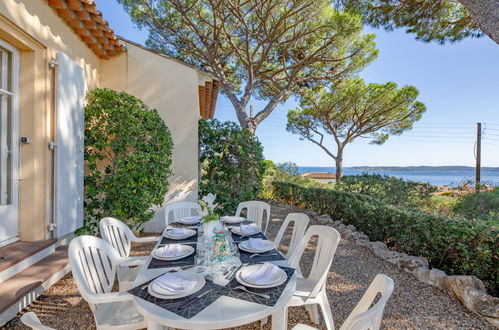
[297,167,499,187]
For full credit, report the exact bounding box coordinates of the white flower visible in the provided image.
[201,193,218,212]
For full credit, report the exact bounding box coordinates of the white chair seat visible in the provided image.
[95,300,146,329]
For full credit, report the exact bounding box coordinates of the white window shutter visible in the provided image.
[55,52,85,238]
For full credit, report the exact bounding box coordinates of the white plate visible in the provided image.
[148,272,205,299]
[238,240,275,253]
[231,226,260,237]
[178,216,201,225]
[152,244,195,260]
[236,265,287,289]
[221,216,245,224]
[163,228,197,240]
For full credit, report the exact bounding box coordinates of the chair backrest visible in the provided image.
[273,213,310,259]
[99,217,134,258]
[21,312,55,330]
[164,201,202,226]
[340,274,394,330]
[68,236,121,311]
[235,201,270,233]
[288,225,340,298]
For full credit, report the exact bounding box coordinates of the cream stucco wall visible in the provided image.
[0,0,100,241]
[100,41,203,232]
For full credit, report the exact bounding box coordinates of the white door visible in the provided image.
[0,40,19,247]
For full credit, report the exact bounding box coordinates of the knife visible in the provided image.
[179,288,215,309]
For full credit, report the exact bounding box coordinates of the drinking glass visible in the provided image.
[229,241,240,266]
[194,248,206,273]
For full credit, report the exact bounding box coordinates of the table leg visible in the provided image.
[272,309,287,330]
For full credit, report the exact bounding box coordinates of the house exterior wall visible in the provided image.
[0,0,100,241]
[100,41,202,232]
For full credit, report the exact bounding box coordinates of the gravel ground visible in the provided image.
[3,202,493,330]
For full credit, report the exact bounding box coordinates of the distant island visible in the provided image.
[345,166,499,172]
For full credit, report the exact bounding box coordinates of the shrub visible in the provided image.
[334,173,436,208]
[260,160,326,199]
[276,161,299,175]
[453,188,499,220]
[272,181,499,295]
[199,119,266,215]
[84,88,173,234]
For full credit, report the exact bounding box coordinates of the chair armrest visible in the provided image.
[120,256,148,267]
[133,236,160,243]
[84,291,133,304]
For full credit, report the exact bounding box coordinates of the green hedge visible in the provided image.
[272,181,498,295]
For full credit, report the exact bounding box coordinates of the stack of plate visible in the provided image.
[236,264,287,288]
[178,216,201,225]
[148,272,205,299]
[231,225,260,237]
[220,216,245,224]
[238,239,275,253]
[163,228,197,240]
[152,244,195,260]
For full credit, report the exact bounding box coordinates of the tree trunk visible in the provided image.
[335,156,343,180]
[458,0,499,44]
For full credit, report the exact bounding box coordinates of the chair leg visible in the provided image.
[318,291,335,330]
[305,304,320,325]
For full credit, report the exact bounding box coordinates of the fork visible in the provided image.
[249,253,278,259]
[233,286,270,299]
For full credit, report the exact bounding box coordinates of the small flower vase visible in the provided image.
[213,229,229,262]
[203,219,222,243]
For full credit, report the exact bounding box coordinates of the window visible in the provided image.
[0,45,14,205]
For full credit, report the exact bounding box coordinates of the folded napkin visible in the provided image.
[243,262,280,284]
[167,228,190,236]
[240,223,259,234]
[154,272,197,293]
[181,216,200,222]
[247,237,268,250]
[161,244,182,257]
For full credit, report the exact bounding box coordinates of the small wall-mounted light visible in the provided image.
[20,137,30,144]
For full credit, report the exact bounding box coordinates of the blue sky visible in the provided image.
[95,0,499,167]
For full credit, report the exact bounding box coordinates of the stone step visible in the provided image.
[0,246,70,326]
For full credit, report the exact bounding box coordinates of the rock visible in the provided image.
[443,275,486,296]
[343,230,355,240]
[317,214,332,224]
[459,286,499,325]
[345,224,356,232]
[413,267,431,283]
[397,256,429,270]
[427,268,446,287]
[370,241,389,252]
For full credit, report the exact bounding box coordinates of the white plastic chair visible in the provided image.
[291,274,394,330]
[164,201,202,226]
[285,225,341,330]
[235,201,271,234]
[100,217,159,258]
[68,236,146,329]
[20,312,55,330]
[99,217,159,290]
[273,213,310,259]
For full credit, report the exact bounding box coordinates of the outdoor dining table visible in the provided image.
[129,222,297,330]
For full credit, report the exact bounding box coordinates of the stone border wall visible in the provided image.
[304,210,499,327]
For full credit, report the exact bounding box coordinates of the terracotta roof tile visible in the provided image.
[46,0,125,59]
